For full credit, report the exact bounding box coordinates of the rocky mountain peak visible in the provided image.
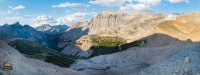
[13,21,20,25]
[85,11,166,40]
[36,24,68,33]
[3,23,9,26]
[59,11,166,57]
[9,22,23,28]
[96,10,119,17]
[36,24,52,31]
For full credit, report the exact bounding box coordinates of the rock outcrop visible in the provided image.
[156,12,200,42]
[69,12,200,75]
[59,11,166,57]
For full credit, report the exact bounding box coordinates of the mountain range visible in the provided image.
[36,24,69,34]
[0,22,68,49]
[0,11,200,75]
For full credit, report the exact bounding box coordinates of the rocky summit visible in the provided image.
[59,11,166,57]
[68,12,200,75]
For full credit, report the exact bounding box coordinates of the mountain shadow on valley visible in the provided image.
[8,39,75,68]
[59,27,90,49]
[87,33,191,58]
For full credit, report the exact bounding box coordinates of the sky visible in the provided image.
[0,0,199,27]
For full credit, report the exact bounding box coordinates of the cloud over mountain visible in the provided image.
[7,5,26,13]
[52,2,90,8]
[33,15,56,27]
[169,0,189,3]
[56,12,90,25]
[11,5,26,10]
[33,12,96,27]
[120,3,150,11]
[89,0,132,6]
[119,0,161,12]
[136,0,161,6]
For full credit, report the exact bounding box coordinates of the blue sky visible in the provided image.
[0,0,199,27]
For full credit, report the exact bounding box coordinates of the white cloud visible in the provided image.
[11,5,26,10]
[7,10,11,13]
[6,16,24,20]
[7,5,26,13]
[119,0,161,12]
[32,12,97,26]
[89,0,133,6]
[120,3,149,11]
[135,0,161,6]
[89,0,161,6]
[56,13,87,25]
[33,15,56,26]
[35,15,53,22]
[52,2,90,8]
[168,0,189,3]
[65,10,70,13]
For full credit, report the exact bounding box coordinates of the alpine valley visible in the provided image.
[1,11,200,75]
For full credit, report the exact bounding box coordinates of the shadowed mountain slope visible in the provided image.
[0,40,85,75]
[71,33,195,75]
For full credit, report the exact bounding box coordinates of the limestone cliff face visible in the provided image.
[83,11,165,40]
[58,11,166,57]
[156,12,200,42]
[70,12,200,75]
[58,11,200,60]
[75,36,92,51]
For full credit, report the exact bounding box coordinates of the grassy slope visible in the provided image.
[90,35,126,47]
[88,35,147,58]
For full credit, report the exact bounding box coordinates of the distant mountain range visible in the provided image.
[0,22,46,44]
[0,22,68,48]
[36,24,69,34]
[1,11,200,75]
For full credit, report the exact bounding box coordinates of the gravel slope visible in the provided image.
[70,34,193,75]
[0,40,85,75]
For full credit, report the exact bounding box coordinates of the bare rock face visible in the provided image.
[59,11,200,59]
[84,11,165,40]
[58,11,166,57]
[73,11,165,40]
[75,36,92,51]
[69,12,200,75]
[184,56,190,63]
[156,12,200,42]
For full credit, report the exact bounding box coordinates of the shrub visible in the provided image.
[90,35,126,47]
[89,39,147,58]
[45,53,75,67]
[9,39,75,68]
[9,40,44,55]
